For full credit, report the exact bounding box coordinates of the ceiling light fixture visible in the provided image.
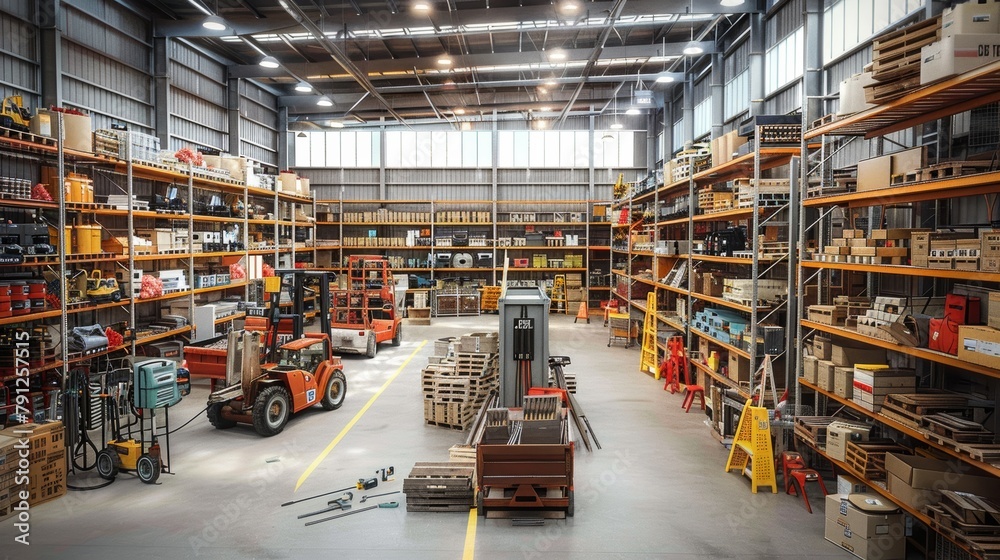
[656,74,676,83]
[540,106,552,112]
[559,0,580,12]
[413,0,431,10]
[544,79,558,87]
[602,133,614,142]
[538,87,548,94]
[625,108,641,115]
[547,49,567,61]
[437,56,452,66]
[610,122,624,130]
[259,55,280,68]
[720,0,746,6]
[455,108,466,115]
[316,95,333,107]
[328,120,345,128]
[294,81,312,92]
[683,43,704,56]
[202,14,227,31]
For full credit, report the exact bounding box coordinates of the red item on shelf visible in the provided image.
[262,263,275,277]
[105,327,124,347]
[139,274,163,299]
[31,184,53,201]
[229,263,246,280]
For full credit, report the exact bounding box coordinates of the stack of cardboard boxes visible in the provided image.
[825,493,906,560]
[0,421,66,522]
[921,0,1000,84]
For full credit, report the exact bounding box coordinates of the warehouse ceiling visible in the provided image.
[147,0,759,125]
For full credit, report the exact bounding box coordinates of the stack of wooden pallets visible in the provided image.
[421,332,499,429]
[403,462,476,512]
[865,17,940,103]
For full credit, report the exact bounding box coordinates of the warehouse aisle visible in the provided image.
[1,315,853,559]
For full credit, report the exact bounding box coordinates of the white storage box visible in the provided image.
[942,0,1000,37]
[837,72,878,116]
[921,33,1000,84]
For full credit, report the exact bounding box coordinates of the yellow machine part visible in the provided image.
[108,439,143,470]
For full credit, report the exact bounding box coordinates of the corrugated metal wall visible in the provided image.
[0,1,38,103]
[763,82,802,115]
[168,40,227,152]
[240,79,278,166]
[61,1,153,131]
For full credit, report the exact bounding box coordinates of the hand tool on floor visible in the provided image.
[304,501,399,526]
[296,492,354,519]
[357,477,378,490]
[376,466,395,482]
[281,484,356,507]
[360,490,400,503]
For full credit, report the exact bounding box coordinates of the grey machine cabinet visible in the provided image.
[498,286,550,407]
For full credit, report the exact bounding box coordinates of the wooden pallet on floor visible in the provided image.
[403,462,475,513]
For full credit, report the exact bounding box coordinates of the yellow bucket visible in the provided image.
[50,225,72,255]
[74,225,97,254]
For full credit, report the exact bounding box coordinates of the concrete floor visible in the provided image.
[0,315,855,560]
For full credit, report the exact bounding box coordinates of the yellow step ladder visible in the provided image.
[724,355,778,493]
[639,291,659,377]
[550,274,567,314]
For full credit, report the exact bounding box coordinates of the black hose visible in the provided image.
[164,404,210,436]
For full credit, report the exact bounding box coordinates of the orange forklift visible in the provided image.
[206,270,347,436]
[328,255,403,358]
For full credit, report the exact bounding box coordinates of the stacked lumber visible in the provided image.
[403,462,476,512]
[422,332,500,429]
[865,17,940,103]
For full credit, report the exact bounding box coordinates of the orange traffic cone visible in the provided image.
[574,301,590,324]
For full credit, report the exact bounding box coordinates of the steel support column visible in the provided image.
[39,0,62,109]
[228,77,241,156]
[748,11,765,117]
[153,36,171,148]
[710,52,725,140]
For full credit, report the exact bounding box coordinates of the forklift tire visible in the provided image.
[253,386,291,437]
[391,324,402,347]
[321,370,347,410]
[365,333,377,358]
[96,449,120,480]
[207,402,237,429]
[137,453,160,484]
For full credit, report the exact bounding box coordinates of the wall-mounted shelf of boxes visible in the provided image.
[798,49,1000,560]
[312,199,607,313]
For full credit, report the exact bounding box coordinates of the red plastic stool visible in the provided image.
[778,451,806,490]
[787,468,829,514]
[681,385,705,412]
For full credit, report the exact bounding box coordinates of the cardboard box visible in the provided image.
[885,452,1000,510]
[834,366,854,399]
[817,360,836,391]
[837,72,879,116]
[0,422,64,466]
[958,324,1000,369]
[824,494,905,560]
[813,335,833,360]
[837,474,869,496]
[831,344,886,367]
[921,33,1000,84]
[857,154,892,192]
[827,422,871,462]
[802,355,819,384]
[728,353,751,383]
[942,1,1000,37]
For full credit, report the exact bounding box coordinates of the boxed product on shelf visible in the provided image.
[921,33,1000,84]
[33,109,92,152]
[836,474,869,496]
[836,71,879,115]
[833,366,854,398]
[852,366,915,412]
[942,1,1000,37]
[830,343,886,367]
[856,147,925,192]
[957,324,1000,368]
[813,335,833,360]
[807,304,848,325]
[824,494,905,560]
[826,421,871,461]
[816,360,836,391]
[885,452,1000,509]
[802,355,819,384]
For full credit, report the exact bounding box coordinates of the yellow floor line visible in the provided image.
[463,508,478,559]
[295,340,428,491]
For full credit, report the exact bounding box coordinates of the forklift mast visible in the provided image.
[265,270,334,361]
